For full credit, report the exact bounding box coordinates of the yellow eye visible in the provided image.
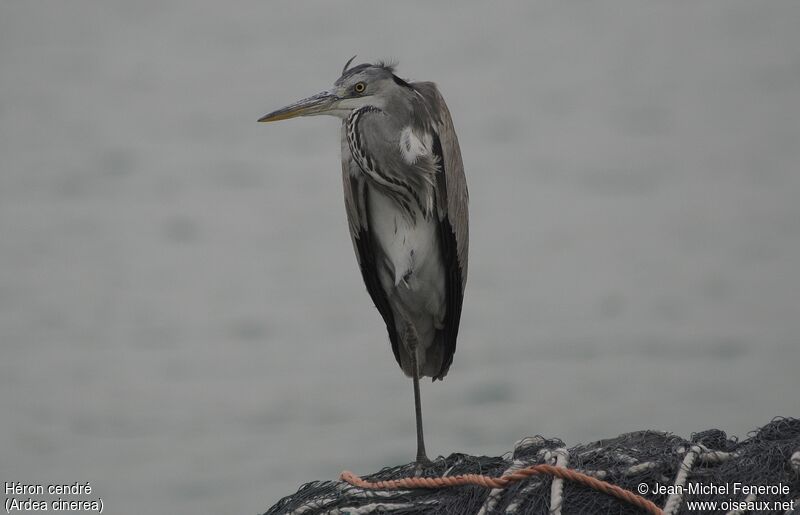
[354,82,366,93]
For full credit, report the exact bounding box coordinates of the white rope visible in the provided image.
[337,484,411,499]
[624,461,657,476]
[505,470,548,513]
[289,496,339,515]
[575,468,608,479]
[505,448,561,514]
[546,448,570,515]
[324,501,434,514]
[696,444,738,464]
[662,445,701,515]
[513,436,547,456]
[790,450,800,473]
[787,452,800,515]
[477,459,527,515]
[611,452,638,465]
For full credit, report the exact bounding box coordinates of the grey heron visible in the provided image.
[258,58,468,465]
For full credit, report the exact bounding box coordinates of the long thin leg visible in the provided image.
[397,305,432,467]
[410,348,429,465]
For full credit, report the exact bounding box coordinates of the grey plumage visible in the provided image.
[259,59,468,464]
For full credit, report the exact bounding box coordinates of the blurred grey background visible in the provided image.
[1,1,799,513]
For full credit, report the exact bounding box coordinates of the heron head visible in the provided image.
[258,58,412,123]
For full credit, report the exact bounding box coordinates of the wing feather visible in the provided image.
[413,82,468,380]
[341,148,402,365]
[412,83,469,283]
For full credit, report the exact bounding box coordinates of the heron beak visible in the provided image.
[258,91,339,122]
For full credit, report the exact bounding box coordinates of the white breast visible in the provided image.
[368,186,443,291]
[367,185,447,354]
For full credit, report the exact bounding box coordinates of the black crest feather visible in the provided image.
[336,58,412,89]
[342,55,357,75]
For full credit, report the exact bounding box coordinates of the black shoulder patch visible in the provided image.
[392,74,413,89]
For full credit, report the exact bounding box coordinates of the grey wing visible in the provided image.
[341,146,402,366]
[413,82,469,379]
[429,84,468,283]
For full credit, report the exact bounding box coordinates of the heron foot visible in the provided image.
[413,455,433,477]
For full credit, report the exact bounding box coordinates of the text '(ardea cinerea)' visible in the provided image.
[259,58,468,465]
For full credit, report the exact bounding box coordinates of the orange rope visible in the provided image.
[340,464,663,515]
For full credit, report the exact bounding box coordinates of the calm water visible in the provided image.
[1,2,799,513]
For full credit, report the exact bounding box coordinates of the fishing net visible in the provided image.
[263,417,800,514]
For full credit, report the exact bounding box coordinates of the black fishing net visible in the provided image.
[263,417,800,514]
